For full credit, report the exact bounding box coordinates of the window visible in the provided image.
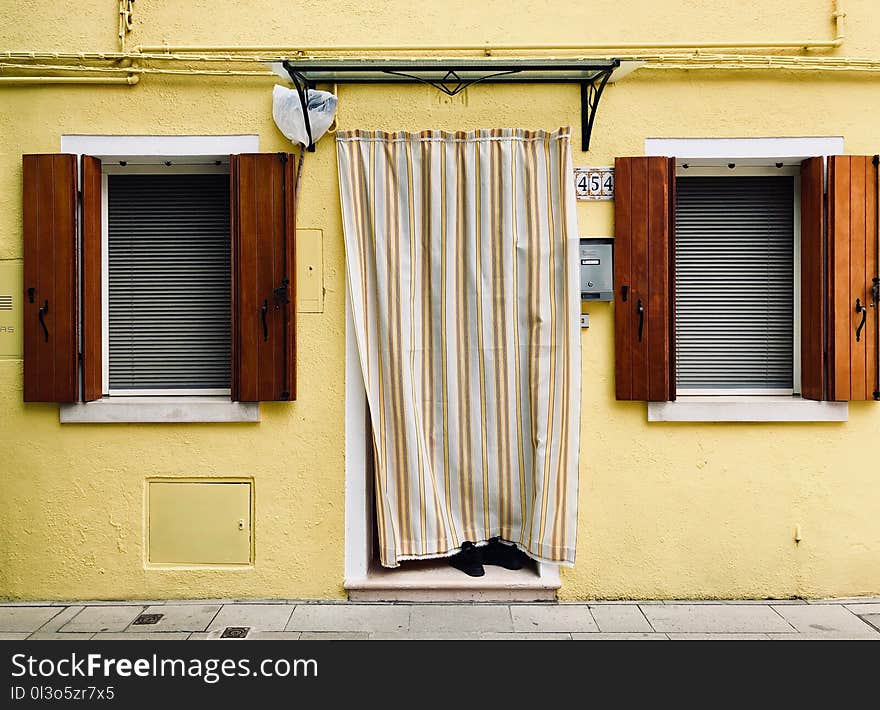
[674,168,798,395]
[613,139,873,421]
[104,165,232,396]
[23,137,299,422]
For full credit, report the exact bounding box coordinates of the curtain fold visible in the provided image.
[337,127,581,567]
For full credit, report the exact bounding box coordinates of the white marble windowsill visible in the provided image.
[60,397,260,424]
[648,396,848,423]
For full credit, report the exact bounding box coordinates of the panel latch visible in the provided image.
[273,278,290,309]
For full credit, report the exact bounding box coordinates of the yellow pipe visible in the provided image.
[0,75,138,85]
[0,63,275,77]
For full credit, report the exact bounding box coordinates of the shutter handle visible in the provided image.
[261,299,269,342]
[621,284,629,302]
[856,298,867,343]
[38,299,49,343]
[637,299,644,343]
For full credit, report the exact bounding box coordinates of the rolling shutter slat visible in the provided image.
[107,173,231,391]
[675,175,794,391]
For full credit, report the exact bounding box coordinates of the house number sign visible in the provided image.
[574,166,614,200]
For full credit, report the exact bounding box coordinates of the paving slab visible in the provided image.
[770,605,877,634]
[206,604,294,632]
[53,600,152,606]
[0,607,62,633]
[298,632,369,640]
[723,599,807,605]
[844,603,880,615]
[162,599,237,606]
[0,633,30,640]
[859,615,880,632]
[188,631,239,640]
[369,631,482,640]
[28,632,96,640]
[245,632,302,640]
[37,606,84,633]
[93,632,191,640]
[60,606,146,633]
[510,604,597,633]
[572,633,668,640]
[640,604,794,633]
[286,604,409,633]
[768,632,880,640]
[589,604,653,632]
[807,597,880,605]
[409,604,513,633]
[479,632,571,640]
[124,604,220,633]
[666,633,770,640]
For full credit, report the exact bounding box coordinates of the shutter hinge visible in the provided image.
[280,390,290,400]
[873,155,879,166]
[278,152,288,164]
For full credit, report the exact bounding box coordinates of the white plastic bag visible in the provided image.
[272,84,338,147]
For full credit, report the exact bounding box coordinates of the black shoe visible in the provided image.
[482,537,524,570]
[449,541,485,577]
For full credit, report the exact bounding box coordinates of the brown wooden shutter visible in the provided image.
[81,155,103,402]
[22,154,78,402]
[826,155,879,401]
[230,153,297,402]
[613,156,675,401]
[800,157,826,401]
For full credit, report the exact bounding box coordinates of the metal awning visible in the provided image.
[273,57,628,151]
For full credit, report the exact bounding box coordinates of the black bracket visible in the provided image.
[281,60,316,153]
[580,69,613,152]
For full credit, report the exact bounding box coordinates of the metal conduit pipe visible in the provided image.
[0,63,276,77]
[0,75,138,85]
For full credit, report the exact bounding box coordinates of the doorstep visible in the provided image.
[345,558,560,602]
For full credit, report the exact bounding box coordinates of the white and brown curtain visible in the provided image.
[337,127,581,567]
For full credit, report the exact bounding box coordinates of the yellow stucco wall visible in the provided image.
[1,1,879,600]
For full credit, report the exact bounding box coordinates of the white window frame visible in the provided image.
[644,136,848,423]
[102,161,231,397]
[674,164,801,397]
[58,135,260,424]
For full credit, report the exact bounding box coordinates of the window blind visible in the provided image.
[675,175,794,391]
[108,173,231,392]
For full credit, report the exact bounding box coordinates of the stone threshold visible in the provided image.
[345,558,559,602]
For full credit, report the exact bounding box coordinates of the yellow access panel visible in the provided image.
[148,480,252,565]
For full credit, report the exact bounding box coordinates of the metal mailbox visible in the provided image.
[579,238,613,301]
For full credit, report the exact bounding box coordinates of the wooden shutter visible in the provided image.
[800,157,826,400]
[826,155,879,401]
[613,156,675,401]
[81,155,103,401]
[230,153,297,402]
[22,154,78,402]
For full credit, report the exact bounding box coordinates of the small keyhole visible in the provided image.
[238,519,245,531]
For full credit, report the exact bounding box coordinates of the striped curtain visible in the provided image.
[337,127,581,567]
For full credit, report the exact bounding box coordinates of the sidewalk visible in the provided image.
[2,598,879,640]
